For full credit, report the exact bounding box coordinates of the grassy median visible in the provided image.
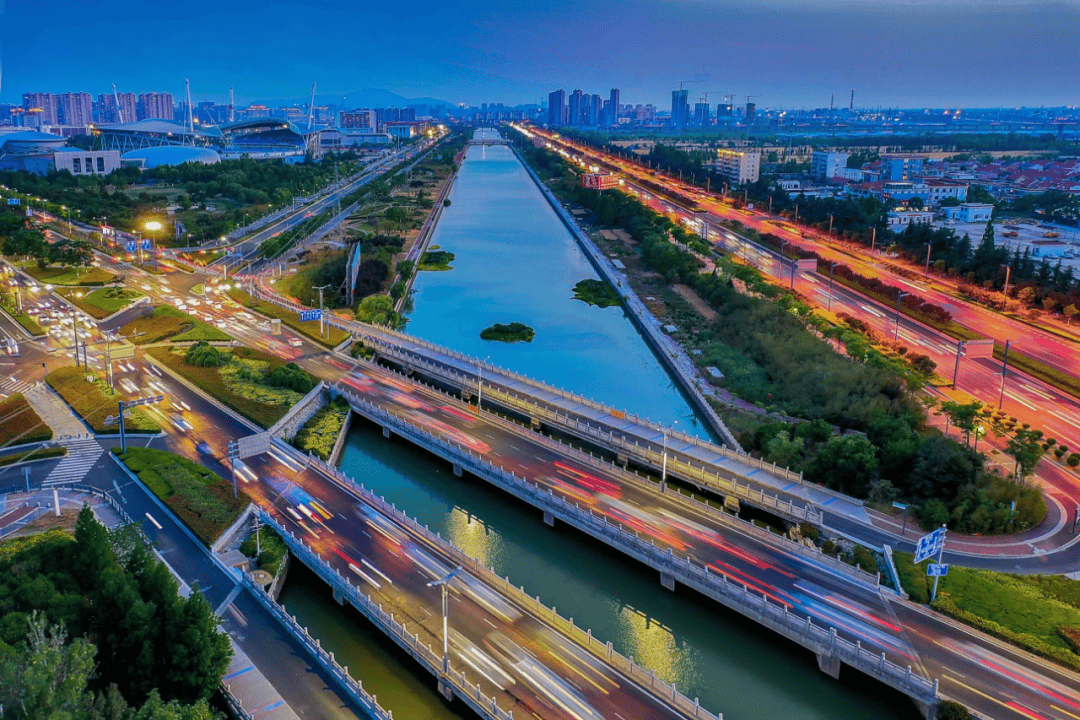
[147,345,305,428]
[0,393,53,446]
[120,305,231,344]
[225,288,349,348]
[114,446,247,545]
[896,551,1080,672]
[46,366,160,434]
[56,286,143,320]
[0,299,45,336]
[23,264,118,286]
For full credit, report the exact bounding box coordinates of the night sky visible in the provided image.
[1,0,1077,109]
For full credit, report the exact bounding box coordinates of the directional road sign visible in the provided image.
[926,564,949,577]
[141,239,152,251]
[236,432,272,459]
[299,309,321,322]
[7,198,19,206]
[125,240,137,253]
[915,527,946,564]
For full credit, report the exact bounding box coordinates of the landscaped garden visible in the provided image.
[0,393,53,446]
[114,446,248,544]
[120,304,231,344]
[292,397,349,460]
[57,286,143,319]
[46,366,160,433]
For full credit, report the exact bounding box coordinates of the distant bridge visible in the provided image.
[467,138,511,146]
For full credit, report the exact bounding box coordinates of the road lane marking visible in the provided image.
[145,513,162,529]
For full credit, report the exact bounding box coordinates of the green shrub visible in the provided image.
[937,701,972,720]
[798,522,820,542]
[184,341,223,367]
[269,362,314,393]
[1059,625,1080,654]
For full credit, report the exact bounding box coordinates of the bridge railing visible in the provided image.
[320,393,936,706]
[269,436,724,720]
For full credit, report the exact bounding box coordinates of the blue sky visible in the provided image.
[1,0,1077,109]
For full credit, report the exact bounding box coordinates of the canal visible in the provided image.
[278,132,920,720]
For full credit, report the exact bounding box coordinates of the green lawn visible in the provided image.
[46,366,160,434]
[56,286,144,320]
[120,305,231,344]
[0,393,53,447]
[147,345,297,428]
[225,288,349,348]
[114,446,248,545]
[23,265,118,286]
[292,398,349,460]
[896,551,1080,671]
[0,446,66,467]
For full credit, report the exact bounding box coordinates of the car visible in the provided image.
[196,440,213,456]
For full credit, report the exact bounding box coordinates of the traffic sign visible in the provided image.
[892,502,907,510]
[915,527,946,564]
[125,240,137,253]
[6,198,19,206]
[926,564,949,577]
[141,239,152,251]
[299,309,321,322]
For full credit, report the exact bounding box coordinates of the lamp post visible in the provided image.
[145,221,162,266]
[827,261,839,312]
[314,284,331,339]
[999,339,1012,409]
[427,566,462,675]
[476,355,490,412]
[661,420,678,492]
[952,340,966,390]
[894,291,908,342]
[1002,263,1012,304]
[827,213,834,237]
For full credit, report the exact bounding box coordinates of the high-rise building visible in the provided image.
[607,89,620,126]
[670,89,689,129]
[137,92,174,121]
[717,103,733,124]
[712,149,761,185]
[57,93,93,126]
[22,93,60,125]
[340,109,378,131]
[97,92,137,124]
[547,89,565,127]
[568,90,584,127]
[589,94,602,126]
[811,151,851,180]
[745,102,756,126]
[693,102,710,127]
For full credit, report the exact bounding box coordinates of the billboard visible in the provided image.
[581,173,619,191]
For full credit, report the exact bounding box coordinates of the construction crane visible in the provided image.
[112,83,125,124]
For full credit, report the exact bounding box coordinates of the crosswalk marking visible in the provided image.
[0,376,36,398]
[43,438,104,486]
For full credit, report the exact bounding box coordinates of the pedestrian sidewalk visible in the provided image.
[25,383,90,439]
[221,640,301,720]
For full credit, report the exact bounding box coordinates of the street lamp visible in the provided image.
[827,213,834,237]
[827,261,839,312]
[426,566,462,675]
[999,339,1012,409]
[952,340,967,390]
[476,355,490,412]
[661,420,678,492]
[894,291,908,342]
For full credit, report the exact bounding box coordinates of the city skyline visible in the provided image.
[2,0,1078,110]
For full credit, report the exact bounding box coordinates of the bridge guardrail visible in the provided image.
[302,394,936,707]
[240,572,398,720]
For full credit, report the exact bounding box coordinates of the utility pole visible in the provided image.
[952,340,966,390]
[894,291,908,341]
[827,261,839,311]
[925,244,932,280]
[871,226,877,255]
[1002,263,1012,303]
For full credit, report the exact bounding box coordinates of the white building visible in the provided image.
[886,209,935,227]
[1028,239,1068,258]
[941,202,993,223]
[810,151,849,180]
[711,148,760,185]
[53,148,121,176]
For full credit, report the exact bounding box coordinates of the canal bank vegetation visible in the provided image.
[148,344,310,428]
[292,396,350,460]
[115,446,248,545]
[0,507,232,715]
[241,526,287,576]
[510,131,1047,534]
[480,322,535,343]
[895,551,1080,672]
[46,366,160,434]
[572,278,622,308]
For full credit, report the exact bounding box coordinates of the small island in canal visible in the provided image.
[480,322,535,343]
[419,247,456,271]
[572,278,622,308]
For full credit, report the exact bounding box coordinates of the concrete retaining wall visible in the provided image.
[269,382,326,440]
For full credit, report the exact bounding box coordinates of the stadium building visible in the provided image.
[95,119,221,153]
[217,118,322,161]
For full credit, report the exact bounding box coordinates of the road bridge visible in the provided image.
[240,438,724,720]
[468,138,511,146]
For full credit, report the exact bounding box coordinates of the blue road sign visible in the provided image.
[926,564,949,577]
[914,527,946,564]
[125,240,137,253]
[299,309,321,322]
[141,239,152,251]
[6,198,19,206]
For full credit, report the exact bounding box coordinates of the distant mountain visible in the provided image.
[254,88,454,108]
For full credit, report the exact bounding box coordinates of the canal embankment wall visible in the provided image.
[511,145,741,450]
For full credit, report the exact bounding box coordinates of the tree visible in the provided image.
[1005,427,1046,483]
[0,614,96,720]
[907,196,925,211]
[907,435,977,499]
[941,401,981,444]
[1064,304,1078,325]
[805,434,879,497]
[1017,286,1037,305]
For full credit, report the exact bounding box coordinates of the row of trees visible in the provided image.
[0,207,92,267]
[0,508,231,717]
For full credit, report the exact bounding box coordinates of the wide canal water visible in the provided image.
[278,132,919,720]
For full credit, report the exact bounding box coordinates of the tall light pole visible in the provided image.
[827,213,834,237]
[314,284,331,339]
[827,261,839,312]
[427,566,462,675]
[999,339,1012,409]
[894,291,908,341]
[476,355,490,412]
[924,243,932,280]
[661,420,678,492]
[1001,263,1012,304]
[952,340,966,390]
